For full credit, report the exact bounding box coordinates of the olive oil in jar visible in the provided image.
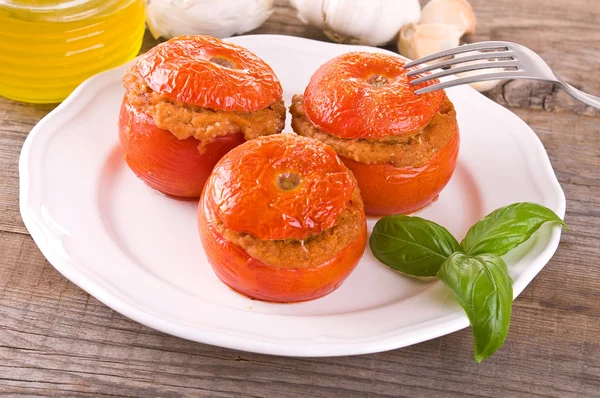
[0,0,146,103]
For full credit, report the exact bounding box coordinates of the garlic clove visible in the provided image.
[454,59,503,92]
[398,23,462,60]
[290,0,421,47]
[289,0,325,28]
[419,0,477,35]
[146,0,274,40]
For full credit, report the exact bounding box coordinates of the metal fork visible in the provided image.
[404,41,600,110]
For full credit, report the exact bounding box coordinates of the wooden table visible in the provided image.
[1,1,599,396]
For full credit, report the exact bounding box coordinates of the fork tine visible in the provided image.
[403,41,513,68]
[414,71,526,94]
[411,61,520,85]
[406,51,516,76]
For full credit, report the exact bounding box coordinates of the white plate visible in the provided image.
[20,35,565,357]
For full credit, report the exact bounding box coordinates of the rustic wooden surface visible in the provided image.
[1,0,600,396]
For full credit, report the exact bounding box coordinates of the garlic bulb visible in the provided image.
[420,0,476,35]
[289,0,325,28]
[146,0,274,40]
[398,23,462,60]
[289,0,421,47]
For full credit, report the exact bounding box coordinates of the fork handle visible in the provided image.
[558,82,600,110]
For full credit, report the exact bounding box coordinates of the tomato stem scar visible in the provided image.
[209,56,235,69]
[367,74,389,87]
[276,172,302,191]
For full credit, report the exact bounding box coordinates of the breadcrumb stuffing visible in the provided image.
[123,66,285,153]
[212,187,365,269]
[290,94,457,168]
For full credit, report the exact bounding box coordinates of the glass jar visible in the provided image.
[0,0,146,103]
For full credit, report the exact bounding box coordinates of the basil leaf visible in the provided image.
[370,215,461,276]
[438,252,513,363]
[461,202,567,256]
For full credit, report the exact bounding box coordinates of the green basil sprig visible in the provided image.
[369,202,567,362]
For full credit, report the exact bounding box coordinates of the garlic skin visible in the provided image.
[420,0,476,35]
[398,23,462,60]
[290,0,421,47]
[146,0,274,40]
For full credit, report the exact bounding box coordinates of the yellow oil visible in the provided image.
[0,0,146,103]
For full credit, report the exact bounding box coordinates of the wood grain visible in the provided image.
[1,0,600,396]
[465,0,600,114]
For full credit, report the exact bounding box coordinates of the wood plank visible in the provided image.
[0,99,55,136]
[467,0,600,92]
[0,130,27,235]
[467,0,600,114]
[1,228,599,397]
[2,0,600,396]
